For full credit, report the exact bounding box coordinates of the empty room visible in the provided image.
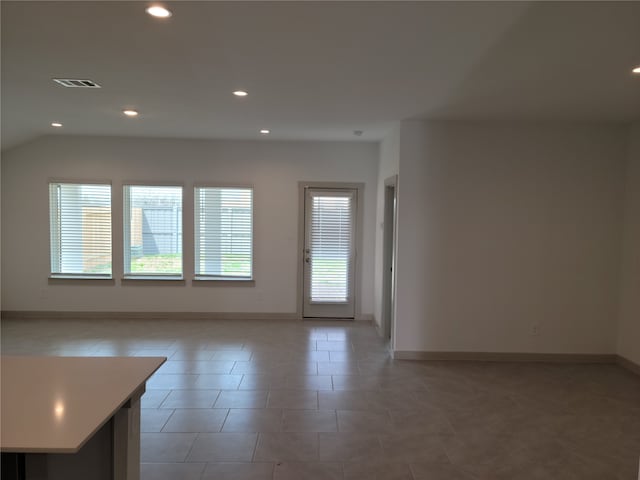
[1,1,639,479]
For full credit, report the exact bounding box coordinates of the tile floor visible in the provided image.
[2,317,640,479]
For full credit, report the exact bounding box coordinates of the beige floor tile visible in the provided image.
[248,351,293,363]
[329,351,354,362]
[140,432,198,462]
[194,374,244,389]
[239,374,288,390]
[318,391,377,411]
[388,409,455,436]
[282,409,338,432]
[319,432,382,462]
[303,351,332,362]
[160,389,221,408]
[337,410,394,433]
[410,462,476,480]
[440,432,520,467]
[158,360,235,374]
[141,389,171,408]
[343,462,413,480]
[186,433,258,462]
[215,390,269,408]
[146,374,201,390]
[200,342,246,351]
[318,362,361,375]
[285,375,333,390]
[222,409,284,432]
[378,376,429,391]
[134,349,175,358]
[273,462,343,480]
[161,408,228,432]
[169,349,216,361]
[201,462,274,480]
[332,374,380,390]
[233,361,317,375]
[141,408,174,432]
[267,390,319,409]
[211,350,254,361]
[367,390,426,411]
[317,341,352,351]
[4,317,640,479]
[254,432,319,461]
[140,462,206,480]
[378,433,450,463]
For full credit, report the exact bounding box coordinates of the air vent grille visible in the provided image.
[53,78,101,88]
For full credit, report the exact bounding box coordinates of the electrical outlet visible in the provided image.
[531,323,540,336]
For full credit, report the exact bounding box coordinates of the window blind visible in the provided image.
[195,187,253,279]
[124,185,183,276]
[49,183,112,276]
[309,193,353,303]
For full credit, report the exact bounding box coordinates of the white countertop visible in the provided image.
[1,356,165,453]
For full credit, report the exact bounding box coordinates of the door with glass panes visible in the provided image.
[302,188,356,318]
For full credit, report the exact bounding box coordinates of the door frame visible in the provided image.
[381,175,398,347]
[297,181,365,320]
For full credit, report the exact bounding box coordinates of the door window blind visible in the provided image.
[195,187,253,279]
[308,193,353,303]
[49,183,112,276]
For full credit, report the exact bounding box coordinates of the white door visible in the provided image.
[303,188,357,318]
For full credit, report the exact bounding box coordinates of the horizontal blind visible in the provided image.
[124,185,183,275]
[195,187,253,278]
[49,183,112,276]
[309,192,353,303]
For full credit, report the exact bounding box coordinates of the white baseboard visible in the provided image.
[1,311,380,323]
[393,350,617,364]
[0,310,301,321]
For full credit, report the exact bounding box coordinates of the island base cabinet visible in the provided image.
[5,387,143,480]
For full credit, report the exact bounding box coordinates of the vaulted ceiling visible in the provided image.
[2,1,639,150]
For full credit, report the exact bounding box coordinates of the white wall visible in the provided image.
[373,125,400,328]
[394,121,627,354]
[617,122,640,365]
[1,135,378,315]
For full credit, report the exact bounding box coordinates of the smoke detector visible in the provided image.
[52,78,101,88]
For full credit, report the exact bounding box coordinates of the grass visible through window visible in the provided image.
[130,254,181,274]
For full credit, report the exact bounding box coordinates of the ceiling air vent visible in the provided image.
[52,78,101,88]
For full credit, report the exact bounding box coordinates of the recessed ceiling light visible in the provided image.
[233,90,248,97]
[632,66,640,74]
[146,5,172,18]
[51,122,63,127]
[260,129,270,135]
[123,109,139,117]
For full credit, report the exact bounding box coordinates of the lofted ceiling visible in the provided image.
[2,1,640,150]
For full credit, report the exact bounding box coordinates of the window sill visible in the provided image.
[193,276,255,286]
[48,275,115,286]
[122,276,185,285]
[49,274,113,280]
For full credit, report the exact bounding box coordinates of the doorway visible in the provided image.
[301,185,358,319]
[382,176,397,343]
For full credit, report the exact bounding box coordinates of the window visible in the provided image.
[124,185,183,277]
[195,186,253,279]
[49,182,112,277]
